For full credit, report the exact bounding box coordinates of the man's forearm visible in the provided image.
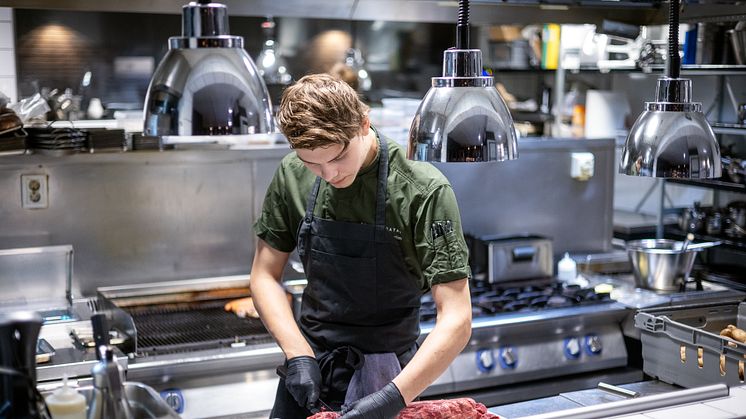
[250,273,315,359]
[392,283,471,403]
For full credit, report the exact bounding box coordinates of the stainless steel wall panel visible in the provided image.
[0,148,289,296]
[435,138,615,256]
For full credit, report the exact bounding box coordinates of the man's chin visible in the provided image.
[330,176,353,189]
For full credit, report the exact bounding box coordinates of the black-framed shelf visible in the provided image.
[665,226,746,252]
[666,179,746,193]
[487,65,746,75]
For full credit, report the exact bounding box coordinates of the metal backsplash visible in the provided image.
[0,148,287,296]
[0,138,613,297]
[435,137,615,256]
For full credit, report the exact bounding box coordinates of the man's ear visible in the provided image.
[361,115,371,136]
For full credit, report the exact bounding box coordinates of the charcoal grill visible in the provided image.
[126,299,272,356]
[93,276,285,384]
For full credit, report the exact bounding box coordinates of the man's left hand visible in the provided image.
[340,382,406,419]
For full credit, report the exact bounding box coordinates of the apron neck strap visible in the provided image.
[304,176,322,222]
[374,137,389,228]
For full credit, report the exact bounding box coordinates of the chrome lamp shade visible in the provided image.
[619,79,721,178]
[408,49,518,163]
[619,0,721,179]
[143,1,274,137]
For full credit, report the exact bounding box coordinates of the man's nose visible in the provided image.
[321,165,337,182]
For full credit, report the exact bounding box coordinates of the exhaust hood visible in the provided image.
[142,0,274,137]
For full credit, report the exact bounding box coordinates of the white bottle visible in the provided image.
[87,98,104,120]
[558,252,577,282]
[45,375,87,419]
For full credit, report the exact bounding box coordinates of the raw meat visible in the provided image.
[398,398,500,419]
[307,412,340,419]
[306,398,500,419]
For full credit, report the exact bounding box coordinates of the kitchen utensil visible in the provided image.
[626,239,713,291]
[0,311,50,418]
[679,202,706,233]
[728,22,746,65]
[705,209,724,235]
[0,110,23,135]
[680,240,721,250]
[721,156,746,184]
[725,201,746,238]
[597,382,640,399]
[35,339,56,364]
[275,364,335,413]
[679,233,694,251]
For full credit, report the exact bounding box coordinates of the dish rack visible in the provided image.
[634,301,746,388]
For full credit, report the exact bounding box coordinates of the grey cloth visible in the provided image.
[344,352,402,405]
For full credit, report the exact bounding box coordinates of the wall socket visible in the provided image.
[21,174,49,209]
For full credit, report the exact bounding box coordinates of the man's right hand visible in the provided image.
[285,355,322,412]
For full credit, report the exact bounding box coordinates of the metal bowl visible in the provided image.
[626,239,702,291]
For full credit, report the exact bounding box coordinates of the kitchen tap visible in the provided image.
[87,345,134,419]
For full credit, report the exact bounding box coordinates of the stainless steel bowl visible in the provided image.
[626,239,702,291]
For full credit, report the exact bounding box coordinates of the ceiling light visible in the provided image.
[408,0,517,163]
[619,0,721,178]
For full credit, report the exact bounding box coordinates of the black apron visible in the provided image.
[270,138,423,419]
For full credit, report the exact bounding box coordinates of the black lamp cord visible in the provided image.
[667,0,680,79]
[0,366,53,419]
[456,0,469,49]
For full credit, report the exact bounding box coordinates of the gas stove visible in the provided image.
[419,279,613,322]
[419,277,630,397]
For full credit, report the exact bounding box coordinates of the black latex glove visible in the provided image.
[340,382,406,419]
[284,355,322,412]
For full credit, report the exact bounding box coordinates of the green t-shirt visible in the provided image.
[253,133,471,291]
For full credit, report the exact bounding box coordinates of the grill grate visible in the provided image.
[125,299,273,357]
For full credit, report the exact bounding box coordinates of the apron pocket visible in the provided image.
[306,249,377,321]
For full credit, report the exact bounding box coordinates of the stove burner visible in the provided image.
[419,281,612,322]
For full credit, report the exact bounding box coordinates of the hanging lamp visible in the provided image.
[407,0,517,163]
[619,0,721,178]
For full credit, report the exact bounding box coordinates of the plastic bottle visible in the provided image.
[86,98,104,120]
[45,375,87,419]
[558,253,577,282]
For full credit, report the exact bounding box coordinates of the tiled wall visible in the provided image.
[0,7,16,102]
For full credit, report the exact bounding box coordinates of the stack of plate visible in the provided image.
[26,127,88,155]
[0,128,27,153]
[87,128,126,151]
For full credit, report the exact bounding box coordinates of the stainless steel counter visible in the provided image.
[490,381,746,419]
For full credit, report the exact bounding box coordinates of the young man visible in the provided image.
[250,74,472,419]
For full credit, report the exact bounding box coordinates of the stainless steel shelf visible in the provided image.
[712,123,746,136]
[488,65,746,76]
[666,178,746,193]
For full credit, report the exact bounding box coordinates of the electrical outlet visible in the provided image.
[21,174,48,209]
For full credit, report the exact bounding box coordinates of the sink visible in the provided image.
[64,382,180,419]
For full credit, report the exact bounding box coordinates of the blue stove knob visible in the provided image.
[563,337,581,359]
[160,388,185,414]
[584,334,602,355]
[476,348,495,372]
[498,345,517,369]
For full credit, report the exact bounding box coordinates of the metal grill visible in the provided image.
[126,299,273,356]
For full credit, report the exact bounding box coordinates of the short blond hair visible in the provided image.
[277,73,370,149]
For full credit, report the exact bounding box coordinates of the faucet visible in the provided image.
[87,345,133,419]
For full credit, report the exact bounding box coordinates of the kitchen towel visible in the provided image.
[344,352,401,405]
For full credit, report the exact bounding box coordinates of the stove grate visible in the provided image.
[125,299,273,357]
